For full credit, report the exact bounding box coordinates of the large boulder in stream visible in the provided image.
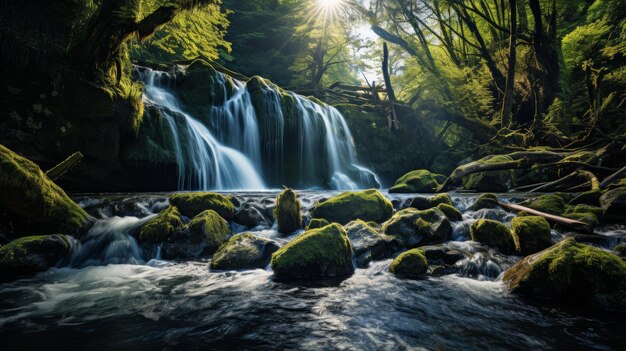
[274,188,302,233]
[0,235,71,281]
[210,233,279,270]
[382,208,451,248]
[0,144,90,235]
[311,189,394,225]
[188,210,231,254]
[169,192,235,220]
[524,194,565,215]
[502,238,626,313]
[470,219,516,254]
[137,206,184,244]
[271,223,354,279]
[388,169,446,193]
[344,220,400,267]
[409,193,453,210]
[510,216,552,255]
[390,248,429,278]
[600,187,626,222]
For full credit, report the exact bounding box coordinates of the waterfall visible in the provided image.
[136,66,380,190]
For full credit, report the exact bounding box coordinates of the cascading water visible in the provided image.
[136,66,379,190]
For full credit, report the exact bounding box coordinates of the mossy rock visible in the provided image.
[210,233,279,271]
[306,218,330,230]
[510,216,552,255]
[0,144,90,235]
[234,203,270,228]
[502,238,626,313]
[344,219,398,267]
[525,194,565,215]
[273,188,302,233]
[270,223,354,279]
[382,208,451,247]
[188,209,231,255]
[470,219,516,254]
[410,193,453,210]
[562,212,600,227]
[436,203,462,222]
[390,249,428,277]
[311,189,393,224]
[388,169,445,193]
[569,190,601,206]
[170,192,235,220]
[0,234,71,281]
[563,204,602,227]
[462,155,516,192]
[614,243,626,256]
[565,204,603,219]
[599,187,626,223]
[468,193,498,211]
[137,206,184,244]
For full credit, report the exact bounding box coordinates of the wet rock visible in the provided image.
[428,265,446,277]
[274,188,302,233]
[0,144,90,235]
[271,223,353,279]
[436,203,462,221]
[388,169,446,193]
[569,190,601,206]
[524,194,565,215]
[311,189,393,224]
[210,233,279,270]
[510,216,552,255]
[382,207,451,247]
[0,235,71,281]
[409,193,453,210]
[137,206,184,244]
[468,193,498,211]
[169,192,235,220]
[614,243,626,257]
[470,219,516,254]
[306,218,330,230]
[234,203,270,228]
[502,238,626,313]
[188,209,231,255]
[344,219,399,267]
[390,249,428,278]
[417,245,468,266]
[600,187,626,223]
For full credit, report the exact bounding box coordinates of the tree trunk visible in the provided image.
[501,0,517,128]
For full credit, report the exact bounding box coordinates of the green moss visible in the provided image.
[138,206,184,244]
[614,244,626,256]
[469,193,498,210]
[188,209,231,254]
[563,212,600,227]
[382,207,451,247]
[436,203,463,221]
[569,189,601,206]
[511,216,552,255]
[470,219,516,254]
[210,233,279,270]
[273,188,302,233]
[388,169,445,193]
[565,204,603,218]
[502,238,626,312]
[600,187,626,222]
[526,194,565,215]
[306,218,330,230]
[428,193,453,207]
[270,223,354,279]
[462,155,516,192]
[0,144,90,235]
[0,234,70,281]
[390,249,428,277]
[170,192,235,220]
[311,189,394,224]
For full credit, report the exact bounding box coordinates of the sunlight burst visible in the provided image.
[315,0,347,22]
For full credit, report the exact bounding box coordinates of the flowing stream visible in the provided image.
[0,192,624,350]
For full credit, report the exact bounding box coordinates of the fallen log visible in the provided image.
[600,165,626,189]
[497,201,593,234]
[45,151,83,181]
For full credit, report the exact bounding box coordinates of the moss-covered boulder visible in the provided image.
[169,192,235,220]
[562,204,601,227]
[137,206,184,244]
[502,238,626,313]
[311,189,393,224]
[274,188,302,233]
[510,216,552,255]
[270,223,354,279]
[388,169,446,193]
[0,235,71,281]
[525,194,565,215]
[382,208,451,247]
[600,187,626,222]
[462,155,516,192]
[470,219,516,254]
[188,209,231,255]
[306,218,330,230]
[468,193,499,211]
[409,193,453,210]
[614,243,626,257]
[210,233,279,270]
[344,219,399,267]
[0,144,90,235]
[390,249,428,277]
[436,203,463,222]
[569,189,602,206]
